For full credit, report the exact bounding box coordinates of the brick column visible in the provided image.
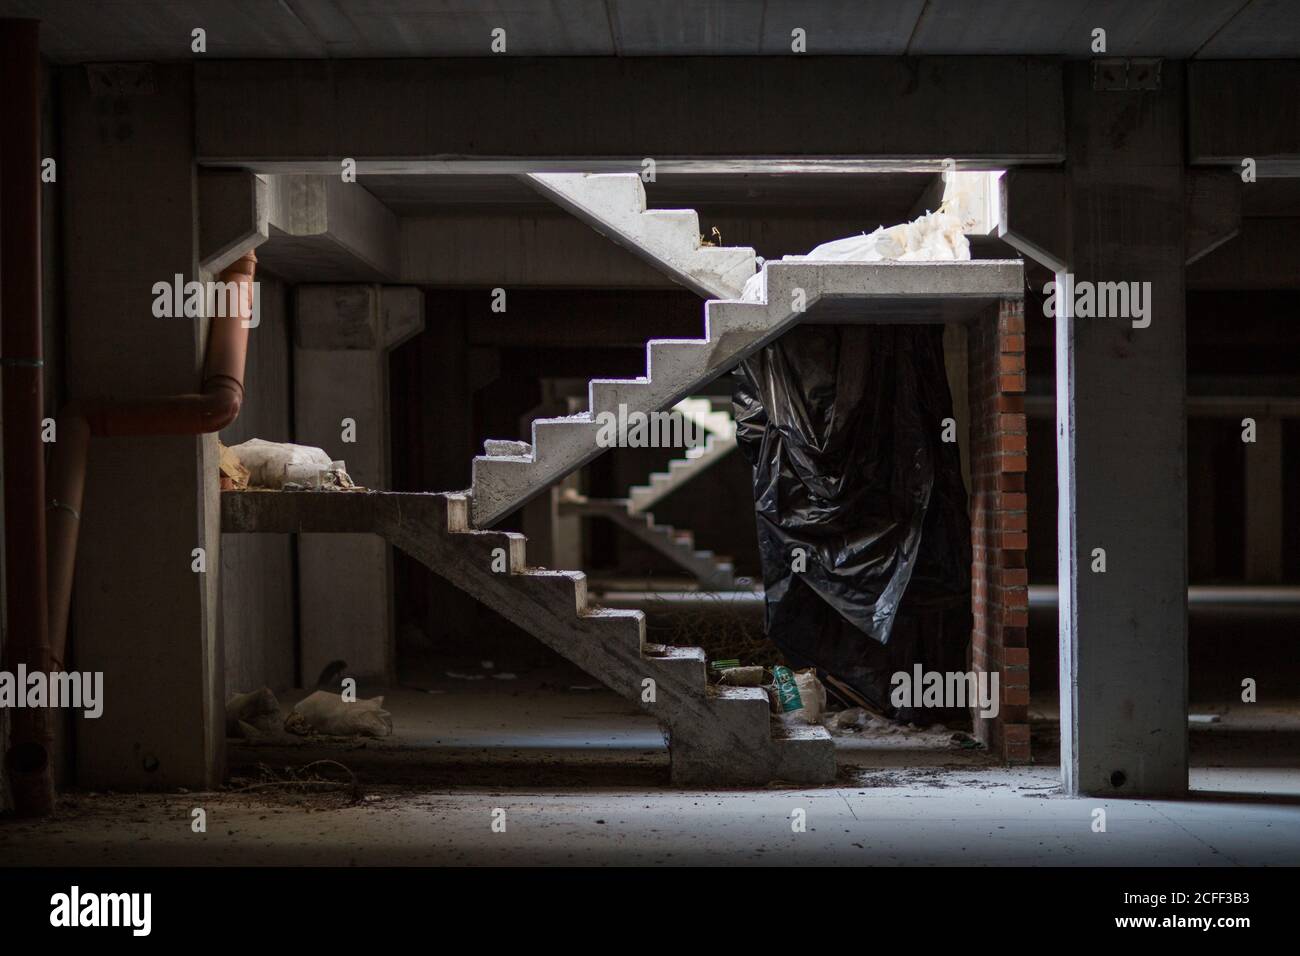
[967,298,1031,763]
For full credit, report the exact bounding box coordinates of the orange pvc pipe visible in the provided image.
[46,251,257,670]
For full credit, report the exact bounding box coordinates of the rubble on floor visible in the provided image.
[225,686,283,738]
[225,686,393,740]
[287,691,393,738]
[770,665,826,725]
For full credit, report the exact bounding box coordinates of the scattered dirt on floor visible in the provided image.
[851,765,1003,789]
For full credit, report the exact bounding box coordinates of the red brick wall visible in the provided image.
[967,299,1031,763]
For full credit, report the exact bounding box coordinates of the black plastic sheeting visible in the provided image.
[733,323,972,719]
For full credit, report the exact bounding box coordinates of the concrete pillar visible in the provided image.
[294,285,422,684]
[943,323,972,492]
[220,276,295,693]
[520,383,585,569]
[1057,63,1189,796]
[1244,416,1283,583]
[1187,421,1217,582]
[61,65,223,789]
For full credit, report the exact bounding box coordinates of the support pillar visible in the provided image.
[1244,416,1283,583]
[62,65,223,789]
[1057,63,1189,796]
[293,285,422,683]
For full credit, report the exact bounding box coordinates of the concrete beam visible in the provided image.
[197,169,268,274]
[195,57,1064,168]
[256,175,400,282]
[1185,170,1241,266]
[1189,62,1300,173]
[999,168,1070,273]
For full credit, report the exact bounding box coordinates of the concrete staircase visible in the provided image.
[470,256,1019,529]
[554,397,742,588]
[559,493,739,589]
[222,490,834,785]
[525,173,757,300]
[627,397,737,514]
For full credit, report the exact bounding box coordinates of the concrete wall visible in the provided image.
[220,275,296,693]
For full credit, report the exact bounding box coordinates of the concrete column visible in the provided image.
[1058,64,1189,796]
[1244,416,1283,583]
[61,65,223,789]
[294,285,422,684]
[520,383,585,569]
[943,323,972,492]
[1187,421,1217,582]
[220,276,295,693]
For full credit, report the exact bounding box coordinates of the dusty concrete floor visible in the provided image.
[2,664,1297,866]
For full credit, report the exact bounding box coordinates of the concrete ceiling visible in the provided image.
[4,0,1298,61]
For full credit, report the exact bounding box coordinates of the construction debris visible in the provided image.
[769,665,825,725]
[230,760,362,805]
[225,687,283,739]
[285,690,393,737]
[718,665,764,687]
[226,438,358,491]
[218,442,250,490]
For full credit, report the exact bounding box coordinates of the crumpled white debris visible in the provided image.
[741,208,972,302]
[286,690,393,737]
[228,438,335,489]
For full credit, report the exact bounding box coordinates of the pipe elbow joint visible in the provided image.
[203,385,243,433]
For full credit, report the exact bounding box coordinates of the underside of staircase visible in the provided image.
[222,490,834,785]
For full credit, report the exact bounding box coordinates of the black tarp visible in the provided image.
[733,323,972,720]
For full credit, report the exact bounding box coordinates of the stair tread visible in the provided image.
[644,644,706,662]
[771,722,834,742]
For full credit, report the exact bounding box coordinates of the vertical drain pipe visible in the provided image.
[0,18,55,817]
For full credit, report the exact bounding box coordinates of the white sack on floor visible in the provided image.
[228,438,334,489]
[287,690,393,737]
